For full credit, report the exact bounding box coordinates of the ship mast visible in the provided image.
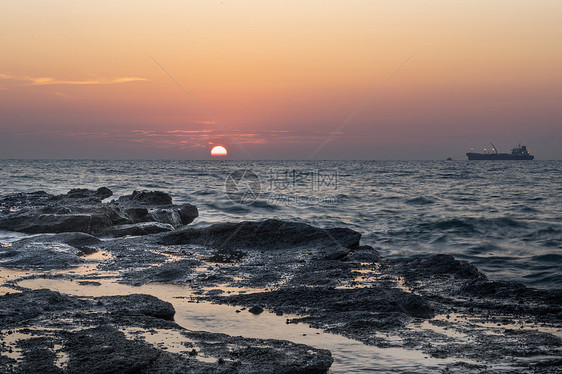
[490,142,498,155]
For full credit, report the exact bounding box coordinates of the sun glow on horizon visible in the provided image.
[210,145,227,157]
[1,1,561,159]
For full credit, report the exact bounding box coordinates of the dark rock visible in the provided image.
[121,259,198,286]
[392,254,484,280]
[0,191,50,211]
[462,279,531,298]
[16,337,63,374]
[343,245,381,263]
[103,222,175,237]
[0,240,85,269]
[149,208,183,227]
[177,204,199,225]
[64,325,159,374]
[208,248,247,263]
[0,232,104,269]
[58,232,102,248]
[323,247,351,260]
[117,190,173,206]
[0,188,198,236]
[2,207,560,372]
[95,187,113,199]
[462,279,562,306]
[0,213,95,234]
[123,207,149,222]
[249,305,264,315]
[0,290,334,374]
[0,290,85,328]
[154,330,334,374]
[77,281,101,286]
[160,219,361,256]
[64,188,102,200]
[102,293,176,320]
[0,290,176,328]
[21,232,102,250]
[223,286,434,334]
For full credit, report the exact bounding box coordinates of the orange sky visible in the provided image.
[1,1,561,159]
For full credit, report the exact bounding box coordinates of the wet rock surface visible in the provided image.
[0,188,198,236]
[0,232,103,269]
[103,222,175,238]
[0,190,560,373]
[160,219,361,260]
[0,290,333,374]
[116,221,562,371]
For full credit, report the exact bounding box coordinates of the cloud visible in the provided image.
[0,73,147,86]
[2,127,357,153]
[166,130,213,134]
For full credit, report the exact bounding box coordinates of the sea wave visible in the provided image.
[405,196,435,205]
[429,217,525,232]
[0,159,560,289]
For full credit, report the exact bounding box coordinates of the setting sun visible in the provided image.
[210,145,227,157]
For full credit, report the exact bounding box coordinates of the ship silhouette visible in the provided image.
[466,143,534,160]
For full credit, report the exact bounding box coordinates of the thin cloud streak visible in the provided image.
[4,128,356,151]
[0,73,147,86]
[167,130,214,134]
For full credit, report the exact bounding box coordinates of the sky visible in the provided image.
[1,1,561,160]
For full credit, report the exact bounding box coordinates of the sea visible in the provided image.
[0,159,560,289]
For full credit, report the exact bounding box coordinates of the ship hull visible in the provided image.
[466,153,534,160]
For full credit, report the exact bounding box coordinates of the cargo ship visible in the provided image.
[466,143,534,160]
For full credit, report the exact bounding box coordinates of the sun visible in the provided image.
[210,145,227,157]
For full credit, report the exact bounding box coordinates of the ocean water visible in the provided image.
[0,159,560,289]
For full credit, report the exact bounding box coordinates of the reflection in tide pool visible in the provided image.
[16,277,455,373]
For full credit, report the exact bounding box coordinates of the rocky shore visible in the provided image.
[1,188,560,373]
[0,188,198,237]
